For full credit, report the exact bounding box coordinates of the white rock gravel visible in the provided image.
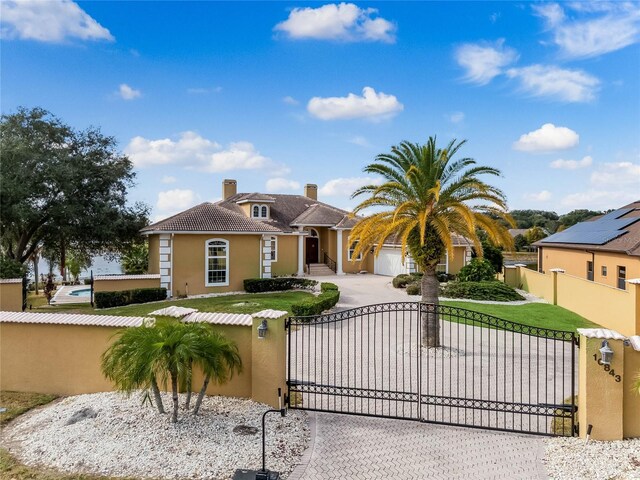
[1,392,309,480]
[545,437,640,479]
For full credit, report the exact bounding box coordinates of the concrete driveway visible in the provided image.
[292,273,553,479]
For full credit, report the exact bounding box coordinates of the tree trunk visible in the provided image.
[151,376,165,414]
[193,373,210,416]
[33,256,39,294]
[184,363,192,410]
[170,371,179,423]
[421,265,441,348]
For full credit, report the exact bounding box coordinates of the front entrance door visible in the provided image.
[306,237,319,264]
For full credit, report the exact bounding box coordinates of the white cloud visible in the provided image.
[307,86,403,121]
[454,39,518,85]
[187,86,222,95]
[319,176,382,196]
[446,112,465,123]
[533,3,640,59]
[154,189,200,221]
[274,3,395,43]
[126,131,288,175]
[513,123,579,153]
[506,65,599,103]
[524,190,552,202]
[0,0,114,42]
[161,175,177,184]
[118,84,141,100]
[265,178,301,192]
[348,135,371,147]
[550,155,593,170]
[283,96,299,106]
[560,190,638,211]
[590,162,640,186]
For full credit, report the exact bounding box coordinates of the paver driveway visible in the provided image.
[290,274,556,479]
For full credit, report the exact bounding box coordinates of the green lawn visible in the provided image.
[27,291,314,317]
[441,300,598,332]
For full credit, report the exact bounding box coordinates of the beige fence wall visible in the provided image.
[93,275,161,293]
[578,335,640,440]
[505,266,639,336]
[0,311,287,409]
[0,280,23,312]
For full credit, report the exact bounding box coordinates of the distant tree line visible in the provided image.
[0,107,150,283]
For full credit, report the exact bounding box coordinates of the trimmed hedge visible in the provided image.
[95,287,167,309]
[406,282,421,296]
[457,258,496,282]
[291,282,340,316]
[442,281,524,302]
[244,277,317,293]
[392,272,423,288]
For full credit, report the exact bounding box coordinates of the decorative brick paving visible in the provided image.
[289,412,547,479]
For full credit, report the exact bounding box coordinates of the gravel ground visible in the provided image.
[545,437,640,479]
[1,392,309,480]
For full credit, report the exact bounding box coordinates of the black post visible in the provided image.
[90,270,94,308]
[259,388,285,477]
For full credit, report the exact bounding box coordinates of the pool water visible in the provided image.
[69,288,92,297]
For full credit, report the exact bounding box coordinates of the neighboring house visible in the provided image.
[141,179,472,297]
[534,201,640,290]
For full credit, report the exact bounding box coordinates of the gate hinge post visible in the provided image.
[573,336,580,348]
[574,422,579,436]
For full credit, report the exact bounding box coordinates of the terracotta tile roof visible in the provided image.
[0,311,146,327]
[535,200,640,256]
[290,204,350,226]
[141,202,281,233]
[236,193,276,203]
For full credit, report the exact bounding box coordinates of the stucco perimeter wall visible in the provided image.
[623,346,640,438]
[94,277,161,293]
[557,273,637,336]
[0,281,23,312]
[172,234,261,295]
[518,268,555,302]
[0,323,116,395]
[0,316,286,409]
[270,235,298,277]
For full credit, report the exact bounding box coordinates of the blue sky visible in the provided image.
[2,1,639,221]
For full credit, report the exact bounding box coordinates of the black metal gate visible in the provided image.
[286,302,577,436]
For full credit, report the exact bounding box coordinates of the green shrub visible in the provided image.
[457,258,496,282]
[441,281,524,301]
[406,282,421,296]
[392,274,411,288]
[291,289,340,316]
[0,256,27,279]
[95,287,167,309]
[244,277,317,293]
[320,282,339,291]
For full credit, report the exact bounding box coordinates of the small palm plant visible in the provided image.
[350,137,513,347]
[102,320,242,423]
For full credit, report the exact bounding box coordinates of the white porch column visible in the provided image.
[336,229,345,275]
[297,229,305,276]
[445,251,449,274]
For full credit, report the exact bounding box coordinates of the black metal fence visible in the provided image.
[286,302,577,436]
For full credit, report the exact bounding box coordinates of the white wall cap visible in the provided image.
[182,312,252,326]
[0,311,147,327]
[577,328,627,341]
[252,309,288,319]
[549,268,566,273]
[0,278,22,284]
[94,274,161,281]
[149,306,198,318]
[627,278,640,285]
[628,336,640,352]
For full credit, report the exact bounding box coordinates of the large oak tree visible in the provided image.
[0,107,149,276]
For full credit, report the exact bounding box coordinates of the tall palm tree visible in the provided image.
[350,137,514,347]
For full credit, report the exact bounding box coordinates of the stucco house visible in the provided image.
[534,201,640,290]
[142,180,472,297]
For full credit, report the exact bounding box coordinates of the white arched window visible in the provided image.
[251,204,269,219]
[206,239,229,286]
[269,236,277,261]
[252,205,260,217]
[261,205,268,218]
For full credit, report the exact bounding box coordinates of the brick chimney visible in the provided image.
[304,184,318,201]
[223,179,237,200]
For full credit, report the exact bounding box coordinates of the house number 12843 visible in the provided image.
[592,354,622,382]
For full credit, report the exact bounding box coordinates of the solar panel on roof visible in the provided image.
[540,208,639,245]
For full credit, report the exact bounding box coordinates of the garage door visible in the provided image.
[374,247,406,276]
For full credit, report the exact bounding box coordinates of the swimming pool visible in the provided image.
[69,288,92,297]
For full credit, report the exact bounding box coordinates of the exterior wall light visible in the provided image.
[257,319,268,339]
[599,340,614,365]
